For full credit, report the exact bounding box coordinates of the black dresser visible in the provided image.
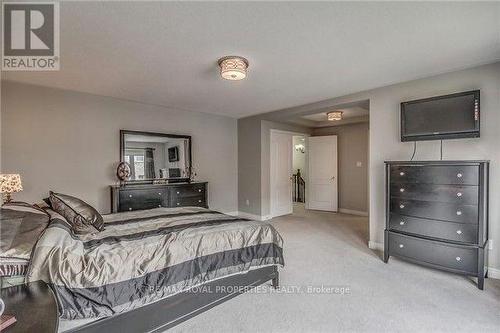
[384,160,489,289]
[110,182,208,213]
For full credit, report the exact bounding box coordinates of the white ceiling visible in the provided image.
[3,2,500,118]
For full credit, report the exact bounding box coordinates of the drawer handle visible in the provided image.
[399,244,404,248]
[457,173,463,178]
[456,192,462,197]
[129,194,133,198]
[399,221,405,225]
[177,191,180,194]
[456,230,462,235]
[456,210,462,216]
[399,204,405,209]
[399,188,405,193]
[128,207,132,211]
[456,256,461,262]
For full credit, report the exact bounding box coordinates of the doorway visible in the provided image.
[292,135,306,204]
[270,130,339,218]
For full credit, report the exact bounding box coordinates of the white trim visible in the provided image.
[339,208,369,217]
[368,241,384,251]
[487,267,500,280]
[236,211,271,221]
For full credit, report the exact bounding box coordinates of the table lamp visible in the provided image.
[0,174,23,203]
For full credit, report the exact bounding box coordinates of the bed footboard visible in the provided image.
[69,265,279,333]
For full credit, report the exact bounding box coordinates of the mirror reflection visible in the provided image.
[122,132,191,181]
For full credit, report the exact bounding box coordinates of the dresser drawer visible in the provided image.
[390,183,478,205]
[119,189,167,211]
[390,165,479,185]
[170,184,206,198]
[171,196,207,208]
[389,214,478,244]
[391,199,478,224]
[388,232,478,274]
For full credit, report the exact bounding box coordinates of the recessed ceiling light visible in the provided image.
[218,56,249,81]
[327,111,343,121]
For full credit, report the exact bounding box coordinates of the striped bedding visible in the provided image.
[1,203,50,277]
[27,207,284,319]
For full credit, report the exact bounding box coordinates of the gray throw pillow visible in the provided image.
[49,191,104,234]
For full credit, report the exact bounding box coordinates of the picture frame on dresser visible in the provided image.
[384,160,489,290]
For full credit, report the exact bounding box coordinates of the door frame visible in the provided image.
[269,129,310,218]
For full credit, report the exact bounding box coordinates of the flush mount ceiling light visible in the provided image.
[327,111,343,121]
[218,56,249,81]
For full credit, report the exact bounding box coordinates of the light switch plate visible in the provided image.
[356,161,362,167]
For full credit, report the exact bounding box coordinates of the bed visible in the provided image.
[22,205,284,330]
[0,202,50,287]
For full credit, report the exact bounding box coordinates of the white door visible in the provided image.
[270,131,293,217]
[307,135,338,211]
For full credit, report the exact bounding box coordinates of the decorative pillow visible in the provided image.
[34,198,51,211]
[49,191,104,234]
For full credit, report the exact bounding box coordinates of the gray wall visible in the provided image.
[1,81,238,214]
[237,61,500,271]
[238,118,311,216]
[238,117,262,215]
[331,62,500,269]
[313,122,369,213]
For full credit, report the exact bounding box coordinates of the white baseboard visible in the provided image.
[236,211,271,221]
[339,208,369,217]
[368,241,384,251]
[487,267,500,279]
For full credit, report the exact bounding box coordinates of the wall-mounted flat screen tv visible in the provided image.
[401,90,480,142]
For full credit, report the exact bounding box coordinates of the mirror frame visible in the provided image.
[120,130,192,184]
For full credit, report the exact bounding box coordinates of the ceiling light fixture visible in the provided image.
[218,56,249,81]
[327,111,343,121]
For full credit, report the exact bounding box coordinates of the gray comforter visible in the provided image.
[27,207,284,319]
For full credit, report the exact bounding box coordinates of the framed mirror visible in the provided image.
[120,130,192,183]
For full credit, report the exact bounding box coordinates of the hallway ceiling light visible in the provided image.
[218,56,249,80]
[295,144,305,153]
[327,111,343,121]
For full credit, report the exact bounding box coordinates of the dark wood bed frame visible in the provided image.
[68,266,279,333]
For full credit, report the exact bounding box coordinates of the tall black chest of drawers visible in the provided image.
[110,182,208,213]
[384,161,489,289]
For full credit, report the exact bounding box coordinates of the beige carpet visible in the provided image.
[171,204,500,332]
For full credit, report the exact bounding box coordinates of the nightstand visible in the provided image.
[0,281,58,332]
